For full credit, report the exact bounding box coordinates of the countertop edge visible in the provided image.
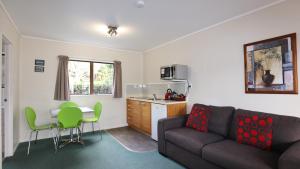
[127,98,187,105]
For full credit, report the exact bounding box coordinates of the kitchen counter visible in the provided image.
[127,97,187,137]
[127,97,187,105]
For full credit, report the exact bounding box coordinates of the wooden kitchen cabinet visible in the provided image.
[167,103,187,118]
[141,102,151,134]
[127,100,141,130]
[127,99,187,135]
[127,99,151,134]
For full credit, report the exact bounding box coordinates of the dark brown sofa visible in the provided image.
[158,104,300,169]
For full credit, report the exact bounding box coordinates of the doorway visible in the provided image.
[1,36,13,158]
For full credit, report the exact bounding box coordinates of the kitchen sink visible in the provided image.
[129,97,164,101]
[146,98,163,101]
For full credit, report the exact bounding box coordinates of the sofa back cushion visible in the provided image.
[208,105,235,137]
[236,113,273,150]
[186,104,211,132]
[230,109,300,153]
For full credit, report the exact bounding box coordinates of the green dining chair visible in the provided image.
[81,102,103,139]
[25,107,57,155]
[57,107,83,148]
[59,101,79,109]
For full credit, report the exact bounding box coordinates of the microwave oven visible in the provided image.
[160,64,188,80]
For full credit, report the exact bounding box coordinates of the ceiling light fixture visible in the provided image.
[107,26,118,37]
[136,0,145,8]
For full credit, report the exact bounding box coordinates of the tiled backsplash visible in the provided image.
[126,82,187,99]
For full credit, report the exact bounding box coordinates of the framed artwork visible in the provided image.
[34,66,44,72]
[35,59,45,66]
[34,59,45,72]
[244,33,298,94]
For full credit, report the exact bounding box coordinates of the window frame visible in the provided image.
[69,59,114,95]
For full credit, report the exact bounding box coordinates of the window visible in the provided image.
[69,61,90,95]
[68,60,114,95]
[93,63,114,94]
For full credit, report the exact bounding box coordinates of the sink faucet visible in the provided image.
[153,94,157,101]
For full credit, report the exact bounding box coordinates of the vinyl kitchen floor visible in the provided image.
[107,127,158,152]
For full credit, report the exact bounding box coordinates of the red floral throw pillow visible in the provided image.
[236,114,273,150]
[186,104,211,132]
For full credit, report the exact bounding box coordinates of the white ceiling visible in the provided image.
[2,0,281,51]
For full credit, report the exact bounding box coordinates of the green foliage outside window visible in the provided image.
[68,60,114,95]
[94,63,114,94]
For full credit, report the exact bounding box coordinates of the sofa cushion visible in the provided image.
[236,113,273,150]
[230,109,300,153]
[202,140,280,169]
[165,127,224,156]
[208,105,234,136]
[186,104,211,132]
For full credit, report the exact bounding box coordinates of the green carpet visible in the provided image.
[3,132,185,169]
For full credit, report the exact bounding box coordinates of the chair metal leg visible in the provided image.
[50,129,57,152]
[81,123,84,136]
[77,127,80,141]
[35,131,39,144]
[58,129,70,149]
[58,128,84,149]
[57,128,61,143]
[92,122,95,134]
[77,127,84,145]
[70,128,74,141]
[27,131,33,156]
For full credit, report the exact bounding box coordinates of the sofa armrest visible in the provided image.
[279,141,300,169]
[157,115,188,155]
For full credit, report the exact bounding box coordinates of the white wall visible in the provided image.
[0,2,20,159]
[19,37,143,142]
[143,0,300,117]
[6,0,300,150]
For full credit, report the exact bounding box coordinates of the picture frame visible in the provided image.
[35,59,45,66]
[34,65,44,72]
[34,59,45,72]
[244,33,298,94]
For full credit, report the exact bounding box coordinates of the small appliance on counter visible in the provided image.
[164,89,186,101]
[173,93,186,101]
[164,89,172,100]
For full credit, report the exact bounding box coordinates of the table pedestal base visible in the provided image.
[58,128,84,149]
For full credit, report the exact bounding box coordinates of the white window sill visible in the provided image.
[70,94,113,96]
